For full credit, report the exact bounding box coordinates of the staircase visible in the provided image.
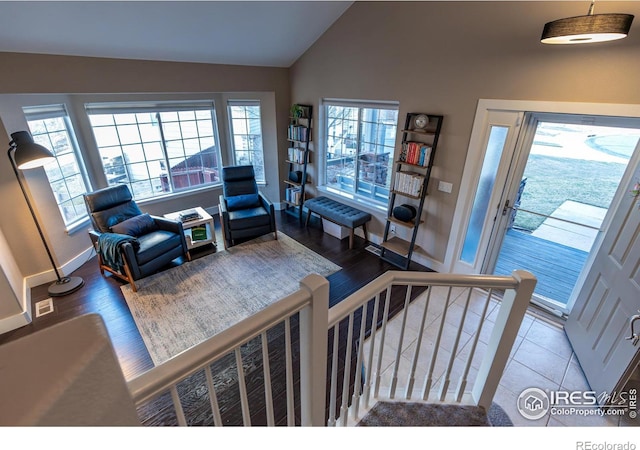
[128,269,537,426]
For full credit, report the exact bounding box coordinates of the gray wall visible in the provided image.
[289,1,640,265]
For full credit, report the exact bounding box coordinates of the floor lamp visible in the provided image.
[7,131,84,297]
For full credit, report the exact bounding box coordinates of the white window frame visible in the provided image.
[85,100,223,201]
[227,99,265,183]
[320,98,399,209]
[23,104,91,230]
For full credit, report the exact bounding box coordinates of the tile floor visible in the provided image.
[362,285,639,427]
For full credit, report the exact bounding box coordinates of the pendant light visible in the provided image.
[541,0,634,44]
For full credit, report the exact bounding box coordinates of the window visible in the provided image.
[24,104,91,227]
[323,99,399,205]
[86,101,221,200]
[227,100,265,183]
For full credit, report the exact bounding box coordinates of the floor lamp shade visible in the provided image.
[8,131,84,297]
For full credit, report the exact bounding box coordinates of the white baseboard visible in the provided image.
[365,231,446,272]
[0,279,32,334]
[23,245,95,296]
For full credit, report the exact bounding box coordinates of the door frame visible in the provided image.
[446,99,640,277]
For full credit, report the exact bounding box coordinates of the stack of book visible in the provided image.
[287,147,309,164]
[179,209,202,222]
[394,171,424,197]
[288,125,311,142]
[400,142,432,166]
[285,187,302,205]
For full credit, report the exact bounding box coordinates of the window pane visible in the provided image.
[324,102,398,205]
[88,104,221,200]
[92,126,121,147]
[143,142,164,161]
[138,122,161,142]
[25,108,90,227]
[163,121,182,141]
[180,120,199,139]
[122,144,145,164]
[227,101,265,183]
[114,113,137,125]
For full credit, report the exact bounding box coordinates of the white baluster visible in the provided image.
[351,302,369,420]
[390,285,412,398]
[260,331,275,426]
[363,293,381,408]
[439,287,472,402]
[235,347,251,426]
[284,317,294,426]
[373,286,392,399]
[339,312,354,426]
[405,285,433,400]
[170,385,187,426]
[328,324,340,427]
[422,286,453,401]
[455,288,493,402]
[204,365,223,426]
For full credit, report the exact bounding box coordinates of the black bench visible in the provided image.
[304,196,372,249]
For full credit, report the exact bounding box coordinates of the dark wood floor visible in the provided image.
[0,209,433,425]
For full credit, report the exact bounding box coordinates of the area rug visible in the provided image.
[121,231,341,366]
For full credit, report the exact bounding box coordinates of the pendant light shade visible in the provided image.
[541,1,634,44]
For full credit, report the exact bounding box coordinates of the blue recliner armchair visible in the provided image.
[218,165,277,249]
[83,184,190,292]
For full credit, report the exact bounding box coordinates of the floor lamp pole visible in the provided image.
[7,143,84,297]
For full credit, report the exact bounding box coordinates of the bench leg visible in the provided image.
[305,209,312,227]
[349,229,354,249]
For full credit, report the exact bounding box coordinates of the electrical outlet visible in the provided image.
[438,181,453,194]
[390,224,396,234]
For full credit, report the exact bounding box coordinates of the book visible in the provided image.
[191,226,207,241]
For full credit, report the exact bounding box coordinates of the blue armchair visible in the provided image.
[218,165,277,249]
[83,185,190,292]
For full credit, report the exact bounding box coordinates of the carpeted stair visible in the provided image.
[356,401,513,426]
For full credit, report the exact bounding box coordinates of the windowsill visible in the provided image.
[66,217,91,235]
[316,185,388,217]
[137,183,223,208]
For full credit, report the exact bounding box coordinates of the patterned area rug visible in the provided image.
[121,231,340,366]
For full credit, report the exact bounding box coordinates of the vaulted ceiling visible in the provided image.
[0,1,353,67]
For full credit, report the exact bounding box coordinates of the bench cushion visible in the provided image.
[305,196,372,228]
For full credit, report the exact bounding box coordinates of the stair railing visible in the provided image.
[128,269,535,427]
[326,270,536,426]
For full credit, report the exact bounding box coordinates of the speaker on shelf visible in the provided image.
[289,171,304,183]
[392,204,417,223]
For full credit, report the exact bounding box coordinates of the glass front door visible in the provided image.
[490,115,640,315]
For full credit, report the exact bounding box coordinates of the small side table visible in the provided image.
[164,206,216,251]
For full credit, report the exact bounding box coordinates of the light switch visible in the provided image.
[438,181,453,194]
